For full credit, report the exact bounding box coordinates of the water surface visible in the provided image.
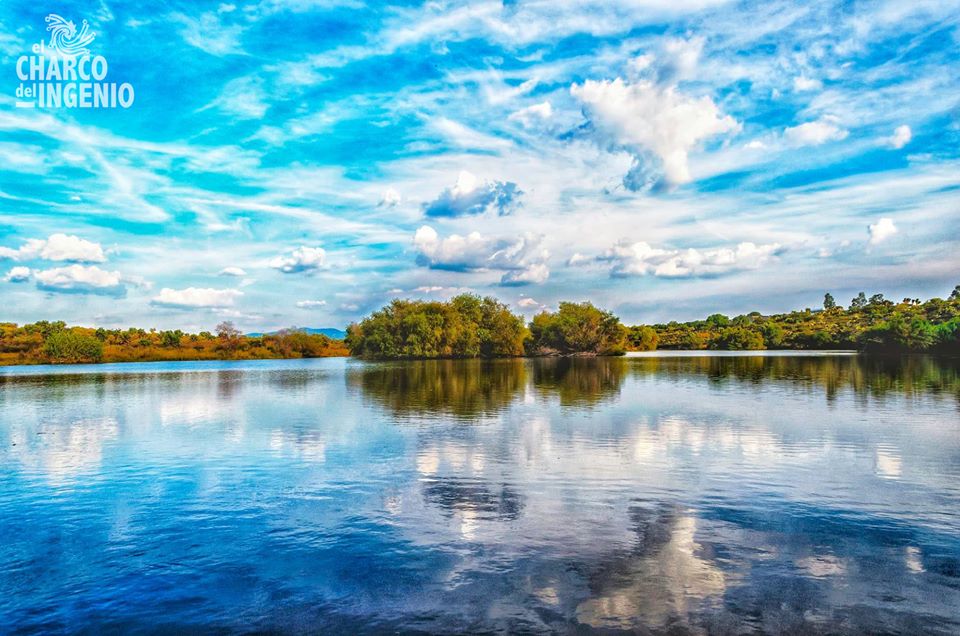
[1,354,959,634]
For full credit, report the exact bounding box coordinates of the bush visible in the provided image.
[527,302,627,356]
[44,331,104,363]
[710,327,766,350]
[347,295,527,359]
[627,325,658,351]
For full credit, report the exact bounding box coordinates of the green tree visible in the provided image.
[823,293,836,310]
[44,331,104,363]
[527,302,626,356]
[627,325,658,351]
[710,327,766,350]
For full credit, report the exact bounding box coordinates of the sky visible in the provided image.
[0,0,958,332]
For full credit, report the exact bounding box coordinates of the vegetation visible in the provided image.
[526,302,627,356]
[5,284,959,366]
[644,286,960,354]
[346,296,628,359]
[346,295,528,359]
[0,320,348,366]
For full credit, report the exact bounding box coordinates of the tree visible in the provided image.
[823,293,836,310]
[850,292,868,310]
[216,321,242,353]
[527,302,626,356]
[627,326,658,351]
[160,330,182,348]
[710,327,765,350]
[44,331,104,363]
[704,313,730,329]
[216,321,241,340]
[347,295,527,359]
[951,285,960,301]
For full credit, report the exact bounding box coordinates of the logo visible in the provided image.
[14,13,134,110]
[45,14,96,57]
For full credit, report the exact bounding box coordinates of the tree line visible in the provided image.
[648,286,960,354]
[4,284,959,365]
[0,321,348,366]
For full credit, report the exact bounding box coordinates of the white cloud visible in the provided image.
[0,233,106,263]
[171,11,245,56]
[508,101,553,128]
[886,124,912,149]
[4,266,31,283]
[784,118,849,146]
[295,299,327,309]
[793,76,822,91]
[34,265,126,296]
[868,218,898,245]
[516,297,540,308]
[270,246,327,274]
[597,240,782,278]
[412,225,549,286]
[501,263,549,285]
[151,287,243,308]
[659,35,704,83]
[423,170,522,217]
[204,76,269,119]
[571,77,739,187]
[379,187,402,207]
[218,266,247,277]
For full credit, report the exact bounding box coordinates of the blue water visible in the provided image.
[1,355,959,634]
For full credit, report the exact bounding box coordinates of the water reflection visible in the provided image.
[1,355,959,633]
[348,358,528,419]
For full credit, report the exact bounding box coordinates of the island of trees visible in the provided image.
[345,296,627,359]
[0,321,348,366]
[3,285,958,365]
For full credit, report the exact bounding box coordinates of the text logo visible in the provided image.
[14,14,135,110]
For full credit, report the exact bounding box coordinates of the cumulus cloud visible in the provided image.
[423,171,522,217]
[868,218,898,245]
[793,76,822,92]
[784,118,848,146]
[379,187,402,207]
[295,300,327,309]
[413,225,549,286]
[501,263,549,285]
[34,265,126,297]
[571,77,739,188]
[508,101,553,127]
[886,125,912,149]
[270,246,327,274]
[151,287,243,308]
[4,266,31,283]
[516,297,540,308]
[595,240,782,278]
[657,35,704,83]
[0,233,106,263]
[218,266,247,277]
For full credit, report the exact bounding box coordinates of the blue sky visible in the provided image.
[1,0,958,331]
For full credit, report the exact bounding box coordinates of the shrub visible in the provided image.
[44,331,104,363]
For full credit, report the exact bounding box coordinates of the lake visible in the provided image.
[1,354,959,634]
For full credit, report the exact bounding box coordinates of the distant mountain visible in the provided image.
[246,327,347,340]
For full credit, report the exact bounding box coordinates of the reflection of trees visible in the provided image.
[531,357,627,407]
[628,355,960,403]
[349,359,526,419]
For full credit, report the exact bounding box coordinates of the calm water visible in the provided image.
[1,354,959,634]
